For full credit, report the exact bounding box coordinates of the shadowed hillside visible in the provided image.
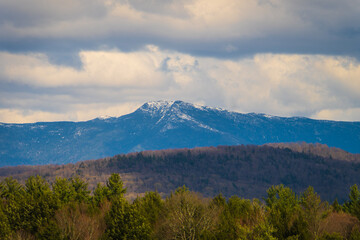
[1,144,359,202]
[266,142,360,162]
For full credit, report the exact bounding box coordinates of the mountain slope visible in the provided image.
[1,145,359,202]
[266,142,360,162]
[1,100,360,166]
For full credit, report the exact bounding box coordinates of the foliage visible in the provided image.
[70,176,91,203]
[156,189,219,240]
[92,182,109,206]
[0,177,25,200]
[0,175,359,239]
[350,226,360,240]
[106,173,126,200]
[52,177,76,205]
[104,198,151,240]
[216,196,276,240]
[55,202,106,240]
[332,199,342,213]
[133,191,163,228]
[300,186,329,239]
[23,175,58,234]
[319,232,344,240]
[0,204,11,240]
[348,185,360,220]
[265,185,302,239]
[0,177,26,231]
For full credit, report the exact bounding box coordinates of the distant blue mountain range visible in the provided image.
[0,100,359,167]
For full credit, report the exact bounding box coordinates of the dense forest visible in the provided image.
[266,143,360,162]
[1,144,359,202]
[1,173,360,239]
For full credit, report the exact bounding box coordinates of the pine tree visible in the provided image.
[52,177,76,205]
[105,198,151,239]
[348,184,360,220]
[265,185,301,239]
[106,173,126,200]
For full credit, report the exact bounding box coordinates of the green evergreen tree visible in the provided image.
[0,177,25,199]
[1,177,26,231]
[348,184,360,220]
[0,204,12,240]
[92,182,109,206]
[265,185,301,239]
[24,175,58,234]
[106,173,126,200]
[133,191,163,229]
[105,198,151,240]
[332,199,342,212]
[52,177,76,205]
[70,176,90,203]
[36,220,62,240]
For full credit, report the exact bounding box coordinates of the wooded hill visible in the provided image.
[1,143,359,202]
[266,142,360,162]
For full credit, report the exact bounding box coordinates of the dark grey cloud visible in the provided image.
[0,0,107,27]
[0,0,359,60]
[121,0,191,17]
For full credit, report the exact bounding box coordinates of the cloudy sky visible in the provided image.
[1,0,360,123]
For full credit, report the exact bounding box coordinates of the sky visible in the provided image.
[1,0,360,123]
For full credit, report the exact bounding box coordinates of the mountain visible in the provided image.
[1,144,359,202]
[1,100,360,166]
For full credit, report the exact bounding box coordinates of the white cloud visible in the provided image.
[0,47,166,87]
[0,108,68,123]
[313,108,360,122]
[0,47,360,123]
[0,102,140,123]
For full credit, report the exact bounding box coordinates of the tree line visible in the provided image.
[1,174,360,239]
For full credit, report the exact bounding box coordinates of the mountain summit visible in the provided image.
[136,100,225,134]
[0,100,359,166]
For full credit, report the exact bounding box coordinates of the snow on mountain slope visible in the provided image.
[0,100,359,166]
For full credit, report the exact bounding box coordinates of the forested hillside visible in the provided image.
[266,142,360,162]
[1,174,360,239]
[1,144,359,202]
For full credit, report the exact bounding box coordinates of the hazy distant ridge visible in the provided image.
[0,100,359,166]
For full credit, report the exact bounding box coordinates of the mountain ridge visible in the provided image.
[0,100,359,166]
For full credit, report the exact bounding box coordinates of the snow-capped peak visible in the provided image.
[140,100,175,111]
[139,100,225,114]
[98,115,112,120]
[139,100,176,116]
[137,100,223,133]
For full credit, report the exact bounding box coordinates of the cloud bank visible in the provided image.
[1,46,359,122]
[0,0,359,122]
